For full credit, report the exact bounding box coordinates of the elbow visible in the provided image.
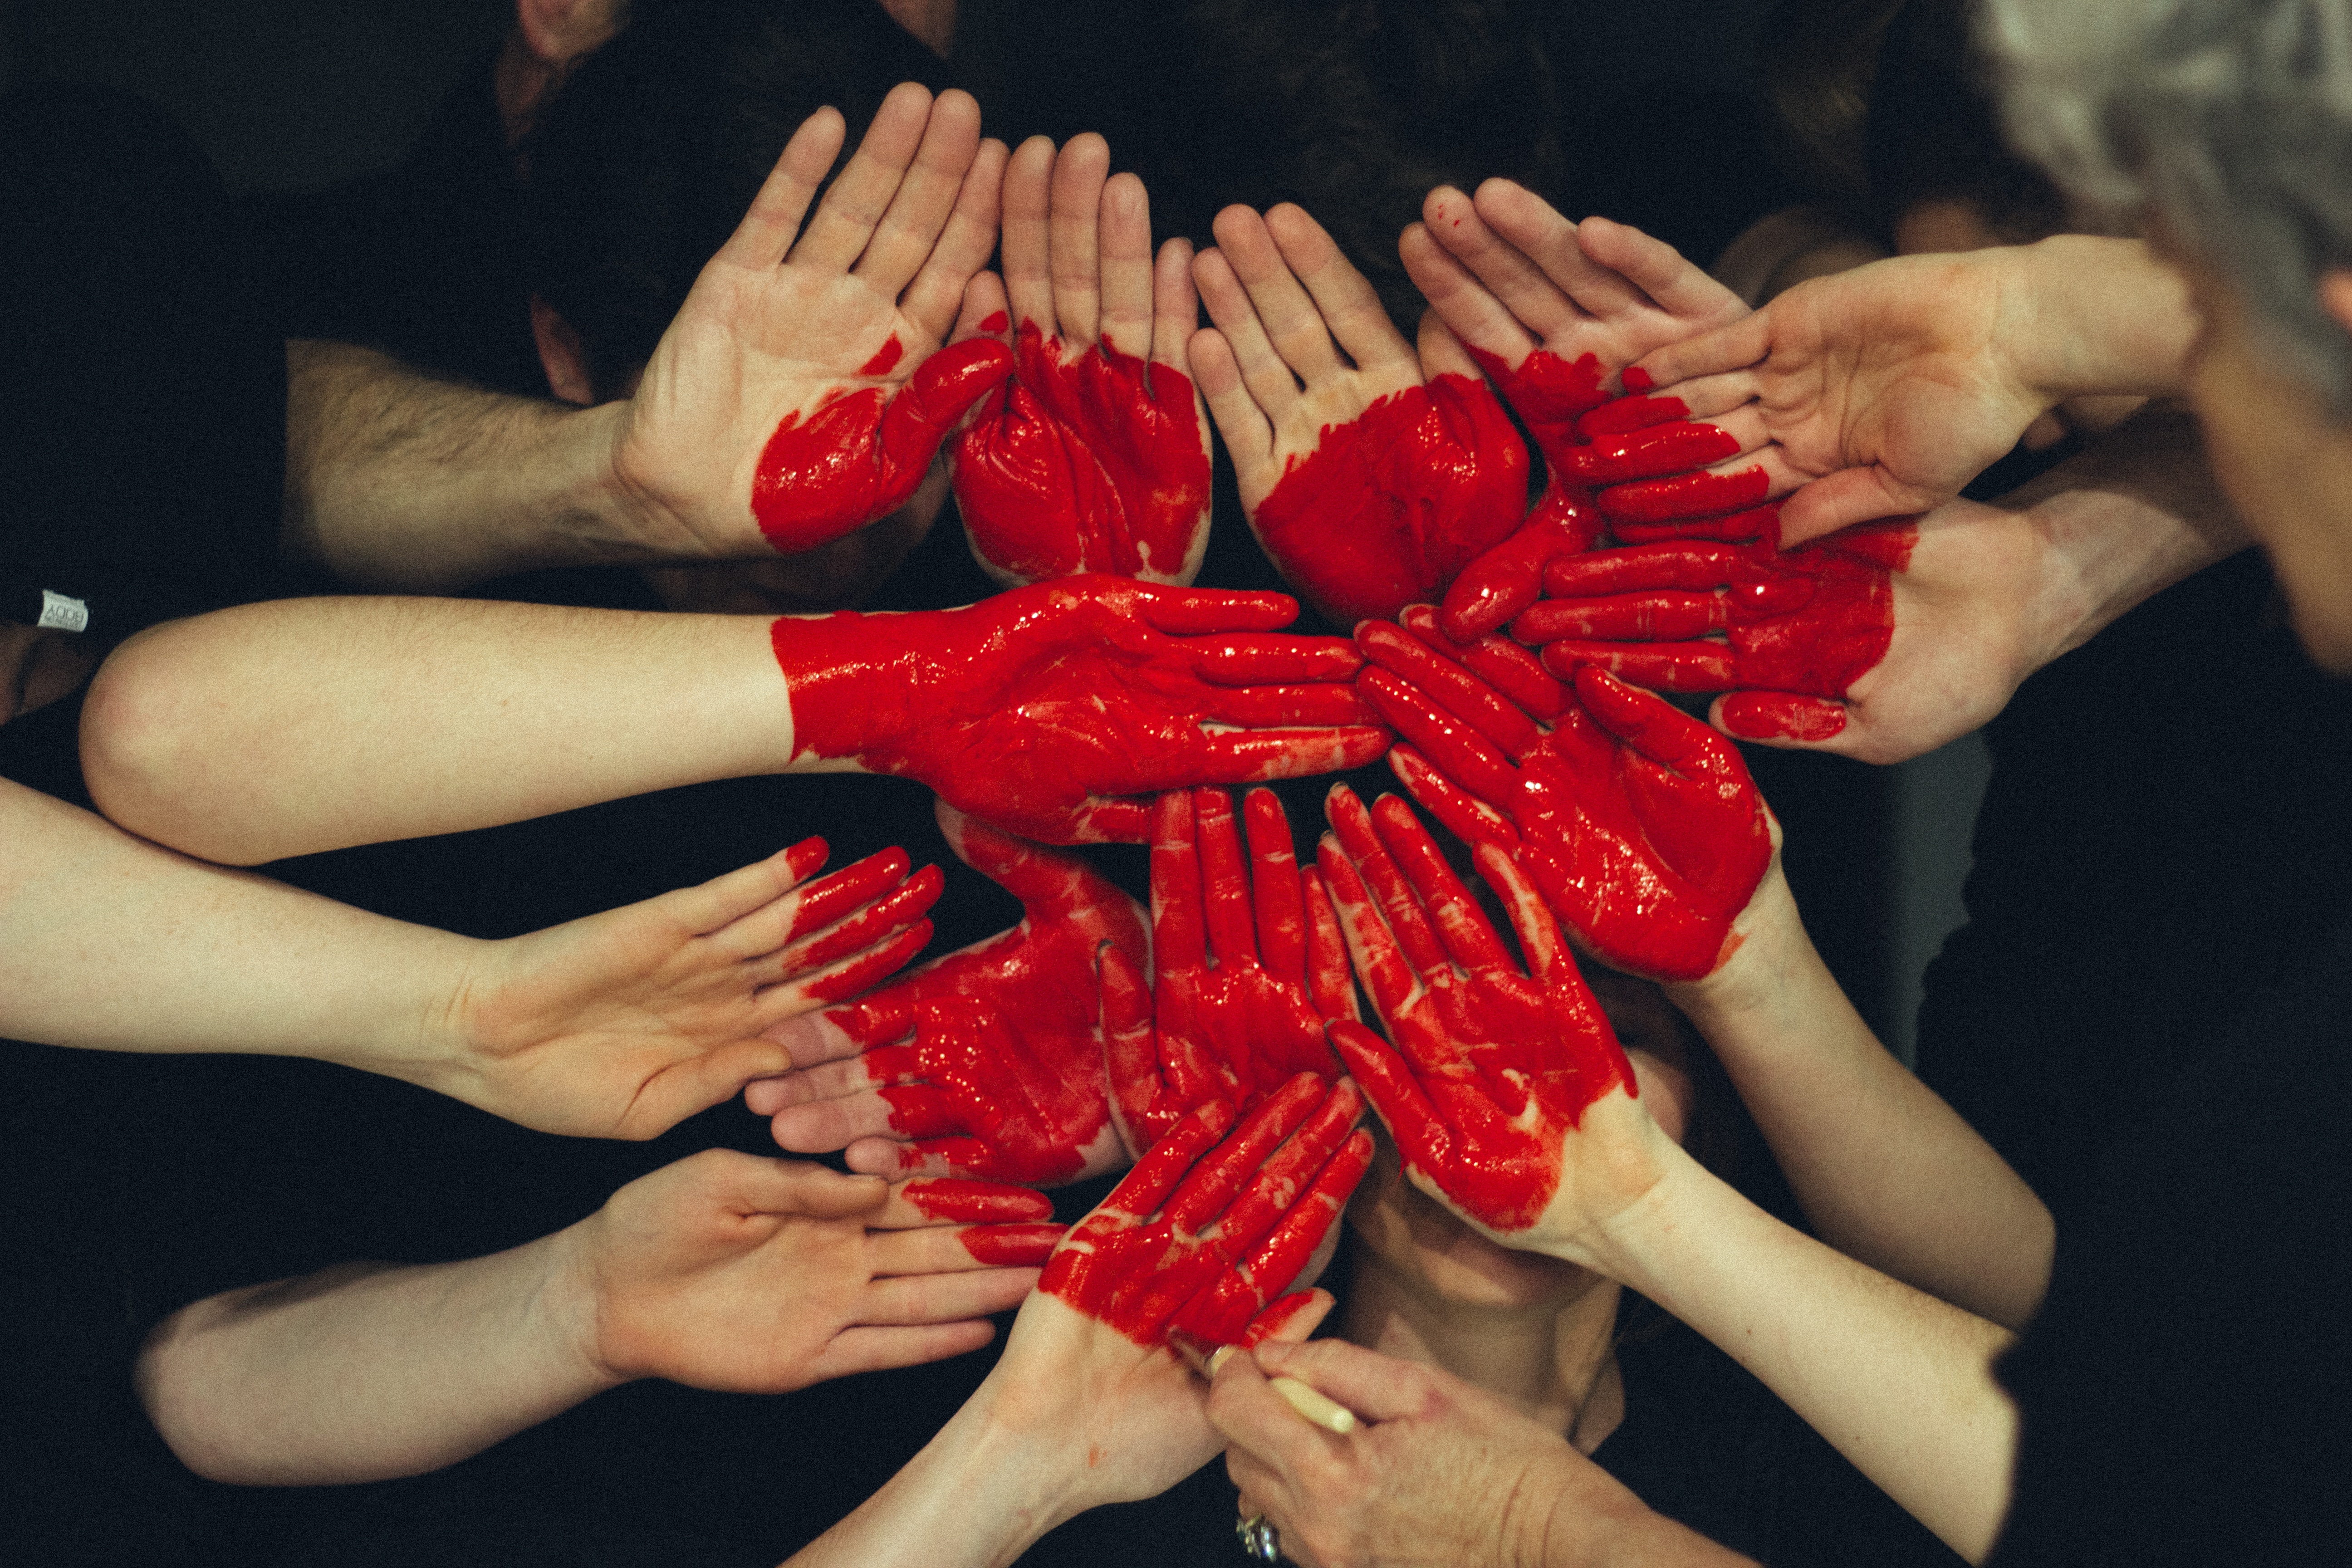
[80,621,274,866]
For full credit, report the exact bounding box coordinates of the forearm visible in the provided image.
[1669,874,2053,1328]
[2006,236,2196,402]
[81,595,791,863]
[137,1231,615,1485]
[0,776,477,1076]
[284,340,660,591]
[1576,1148,2017,1563]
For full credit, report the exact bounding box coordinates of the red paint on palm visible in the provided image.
[1353,622,1771,981]
[1519,517,1917,705]
[1250,373,1528,626]
[1317,787,1634,1234]
[750,337,1014,552]
[948,321,1213,584]
[1039,1078,1372,1348]
[823,807,1147,1184]
[768,577,1391,845]
[1107,789,1357,1155]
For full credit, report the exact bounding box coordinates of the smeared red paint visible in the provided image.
[956,1223,1065,1266]
[1354,622,1771,981]
[767,577,1390,845]
[1576,392,1689,439]
[948,321,1214,584]
[812,812,1148,1185]
[1318,787,1635,1233]
[1567,420,1741,485]
[1720,691,1847,742]
[858,336,906,377]
[1249,373,1528,626]
[786,865,943,970]
[1039,1079,1372,1348]
[784,848,916,940]
[1607,504,1777,546]
[902,1177,1055,1224]
[1105,789,1355,1155]
[802,921,935,1004]
[979,310,1010,334]
[1596,463,1770,529]
[749,337,1012,552]
[1464,346,1608,462]
[1519,516,1917,708]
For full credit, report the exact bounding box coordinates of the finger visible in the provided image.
[1627,309,1772,392]
[1211,204,1343,387]
[691,1150,890,1218]
[1240,1285,1335,1348]
[1323,785,1450,980]
[1178,727,1397,787]
[1186,681,1378,732]
[789,81,936,273]
[1435,181,1602,346]
[1163,1074,1325,1233]
[999,135,1057,331]
[883,1176,1055,1227]
[1125,582,1302,635]
[1434,504,1609,644]
[1470,177,1647,327]
[1265,202,1414,377]
[1190,633,1363,684]
[1193,241,1303,435]
[1777,465,1948,543]
[1047,133,1112,346]
[1098,170,1156,359]
[668,836,828,939]
[1356,669,1524,807]
[876,337,1017,474]
[952,270,1012,343]
[1472,842,1571,988]
[1575,214,1744,326]
[771,862,942,975]
[900,133,1010,343]
[1188,323,1273,472]
[1327,1019,1447,1166]
[773,919,936,1011]
[1152,789,1208,974]
[714,107,847,270]
[1301,871,1360,1024]
[851,89,986,298]
[867,1221,1061,1277]
[1102,1097,1239,1219]
[1385,743,1519,852]
[768,1083,909,1153]
[1595,460,1774,529]
[1597,504,1779,547]
[1192,787,1260,970]
[1511,591,1730,644]
[1572,665,1739,778]
[1395,606,1571,722]
[1064,794,1155,845]
[798,1320,1000,1385]
[1355,620,1543,759]
[1414,309,1484,384]
[1401,205,1538,366]
[1152,236,1201,372]
[1715,690,1850,745]
[612,1035,798,1139]
[1316,830,1419,1024]
[1368,794,1512,974]
[1565,420,1743,485]
[1537,640,1738,692]
[934,799,1137,927]
[1536,542,1744,598]
[1248,1337,1445,1424]
[858,1264,1047,1326]
[1244,789,1307,990]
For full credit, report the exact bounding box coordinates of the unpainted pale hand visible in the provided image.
[1106,787,1357,1154]
[1190,202,1528,626]
[454,838,941,1138]
[948,135,1212,586]
[767,575,1391,844]
[1355,612,1774,981]
[751,801,1147,1185]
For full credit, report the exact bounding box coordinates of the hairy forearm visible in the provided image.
[0,775,477,1075]
[81,595,791,863]
[1577,1149,2017,1563]
[1669,875,2053,1329]
[283,340,655,591]
[137,1232,614,1485]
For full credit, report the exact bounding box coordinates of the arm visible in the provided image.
[80,578,1386,862]
[947,133,1213,586]
[286,85,1010,589]
[138,1158,1057,1485]
[0,774,935,1137]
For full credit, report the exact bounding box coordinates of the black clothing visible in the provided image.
[1989,925,2352,1566]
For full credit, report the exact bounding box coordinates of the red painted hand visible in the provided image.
[1315,785,1637,1237]
[768,576,1391,844]
[1040,1076,1373,1349]
[948,135,1211,586]
[1190,203,1527,627]
[1512,514,1918,744]
[751,801,1148,1186]
[898,1177,1069,1268]
[1105,788,1357,1156]
[1355,612,1773,981]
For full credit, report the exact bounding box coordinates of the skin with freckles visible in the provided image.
[1039,1078,1373,1348]
[949,135,1212,586]
[1316,787,1637,1234]
[1354,618,1772,981]
[1189,201,1528,627]
[1516,512,1919,744]
[752,801,1147,1186]
[765,576,1392,844]
[1400,183,1750,641]
[1106,788,1358,1155]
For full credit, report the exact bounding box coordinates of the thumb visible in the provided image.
[611,1035,794,1139]
[1714,691,1849,747]
[880,338,1016,471]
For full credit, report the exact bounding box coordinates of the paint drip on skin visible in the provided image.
[858,336,906,377]
[1250,373,1528,626]
[948,320,1212,581]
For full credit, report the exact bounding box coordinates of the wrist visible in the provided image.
[766,603,966,768]
[1663,858,1807,1026]
[541,1217,641,1396]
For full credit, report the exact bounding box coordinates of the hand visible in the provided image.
[1211,1340,1740,1568]
[948,135,1212,586]
[751,800,1148,1185]
[453,838,941,1138]
[562,1153,1060,1395]
[1401,186,1751,640]
[1105,788,1357,1154]
[1041,1078,1372,1348]
[1189,202,1528,626]
[769,575,1392,843]
[1515,512,1916,747]
[1355,611,1774,981]
[609,84,1014,559]
[1316,785,1645,1239]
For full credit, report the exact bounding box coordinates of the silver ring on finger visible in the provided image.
[1237,1512,1282,1563]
